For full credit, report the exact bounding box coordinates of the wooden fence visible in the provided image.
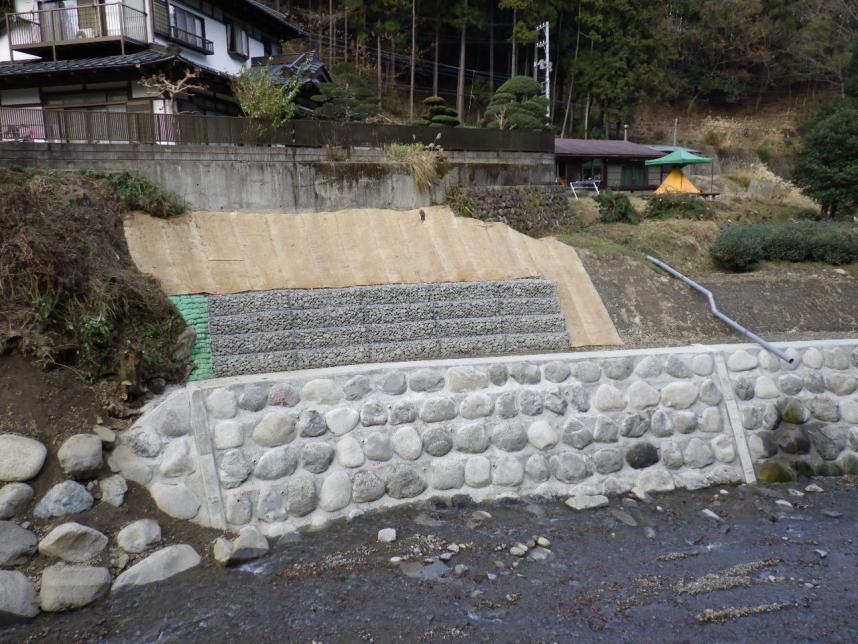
[0,108,553,153]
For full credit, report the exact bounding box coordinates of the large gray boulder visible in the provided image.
[0,434,47,482]
[0,570,39,624]
[34,481,94,519]
[57,434,103,480]
[112,544,201,592]
[0,521,37,566]
[212,526,269,566]
[39,565,111,612]
[0,483,34,519]
[38,523,108,562]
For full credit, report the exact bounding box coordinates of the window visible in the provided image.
[168,4,212,53]
[228,22,249,58]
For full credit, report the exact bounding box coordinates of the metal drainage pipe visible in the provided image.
[645,255,795,364]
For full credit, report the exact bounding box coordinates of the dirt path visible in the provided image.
[577,250,858,349]
[4,478,858,642]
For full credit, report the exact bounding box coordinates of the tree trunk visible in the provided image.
[329,0,334,63]
[456,2,467,120]
[551,12,561,120]
[344,6,348,64]
[488,3,494,91]
[561,80,573,138]
[410,0,416,118]
[389,40,395,91]
[316,0,323,55]
[377,33,382,101]
[433,18,439,96]
[583,91,590,139]
[510,8,517,76]
[532,40,537,79]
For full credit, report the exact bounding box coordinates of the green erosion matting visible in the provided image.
[169,294,213,381]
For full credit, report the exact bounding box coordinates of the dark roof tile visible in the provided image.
[0,50,174,77]
[555,138,664,158]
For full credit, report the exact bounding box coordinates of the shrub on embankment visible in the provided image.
[0,167,188,388]
[711,221,858,271]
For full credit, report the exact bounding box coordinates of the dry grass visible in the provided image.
[386,142,445,191]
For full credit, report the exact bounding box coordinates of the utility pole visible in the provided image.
[534,21,551,119]
[672,118,678,145]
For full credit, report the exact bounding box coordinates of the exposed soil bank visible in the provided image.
[3,477,857,642]
[579,250,858,349]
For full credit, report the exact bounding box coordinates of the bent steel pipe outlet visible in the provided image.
[645,255,795,364]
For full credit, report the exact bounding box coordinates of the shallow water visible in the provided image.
[6,479,858,643]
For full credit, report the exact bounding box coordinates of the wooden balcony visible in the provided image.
[6,2,148,61]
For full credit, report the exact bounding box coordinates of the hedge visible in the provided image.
[711,221,858,271]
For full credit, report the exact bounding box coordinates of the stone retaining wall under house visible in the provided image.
[108,340,858,537]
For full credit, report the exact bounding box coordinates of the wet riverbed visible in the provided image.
[5,478,858,643]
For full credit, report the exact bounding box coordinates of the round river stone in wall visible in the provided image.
[525,454,550,482]
[214,421,244,450]
[593,385,626,412]
[465,456,492,487]
[460,393,493,419]
[301,443,335,473]
[286,474,317,517]
[562,418,593,449]
[238,386,268,412]
[389,401,418,425]
[129,428,162,458]
[352,470,385,503]
[362,431,393,461]
[422,426,453,457]
[446,367,489,393]
[159,438,195,478]
[634,356,663,378]
[682,437,714,469]
[219,450,251,489]
[488,364,508,386]
[495,392,518,419]
[336,437,365,468]
[691,354,714,376]
[385,464,427,499]
[268,383,300,407]
[527,421,558,450]
[301,379,342,405]
[734,377,756,401]
[431,460,465,490]
[252,411,297,447]
[298,410,328,437]
[543,361,571,383]
[699,380,722,406]
[621,412,650,438]
[593,416,618,443]
[360,402,388,427]
[665,355,692,379]
[380,372,407,395]
[650,410,674,437]
[660,382,699,409]
[509,363,540,385]
[343,375,371,401]
[254,446,298,480]
[325,408,359,436]
[490,422,528,452]
[626,381,660,410]
[319,472,352,512]
[519,391,544,416]
[625,443,659,469]
[408,369,445,392]
[727,350,758,372]
[454,423,490,454]
[206,389,237,419]
[391,427,422,460]
[150,483,200,520]
[571,361,601,383]
[420,398,458,423]
[549,453,591,482]
[592,447,624,474]
[492,456,525,486]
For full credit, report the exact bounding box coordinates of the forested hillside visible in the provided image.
[263,0,857,134]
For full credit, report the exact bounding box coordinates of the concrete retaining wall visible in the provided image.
[106,340,858,538]
[0,143,555,212]
[207,280,570,377]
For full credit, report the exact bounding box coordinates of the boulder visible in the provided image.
[0,570,39,624]
[150,483,201,520]
[34,481,94,519]
[99,475,127,507]
[116,519,162,554]
[565,494,609,511]
[112,545,201,591]
[39,565,111,612]
[38,523,108,562]
[57,434,103,480]
[213,526,269,566]
[0,483,34,519]
[0,521,37,566]
[0,434,47,482]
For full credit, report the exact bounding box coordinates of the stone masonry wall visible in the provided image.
[108,342,857,537]
[448,185,575,234]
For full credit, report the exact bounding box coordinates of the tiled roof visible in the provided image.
[555,138,664,158]
[0,50,174,77]
[244,0,306,35]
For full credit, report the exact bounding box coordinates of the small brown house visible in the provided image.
[555,138,665,190]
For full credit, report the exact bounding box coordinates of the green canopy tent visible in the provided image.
[645,149,715,194]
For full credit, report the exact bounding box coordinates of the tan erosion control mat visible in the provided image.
[124,206,621,347]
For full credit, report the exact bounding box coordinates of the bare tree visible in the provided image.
[139,68,207,114]
[410,0,416,118]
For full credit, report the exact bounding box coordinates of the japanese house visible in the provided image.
[555,138,665,191]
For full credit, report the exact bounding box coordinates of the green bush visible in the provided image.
[495,76,542,98]
[414,95,460,127]
[646,194,712,221]
[482,76,550,131]
[430,114,462,127]
[711,221,858,271]
[756,147,771,164]
[80,170,186,218]
[594,189,640,224]
[422,95,446,107]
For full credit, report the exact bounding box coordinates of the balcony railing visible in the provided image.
[7,2,147,55]
[169,25,214,55]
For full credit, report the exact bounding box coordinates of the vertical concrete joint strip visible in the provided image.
[714,353,757,484]
[189,389,227,529]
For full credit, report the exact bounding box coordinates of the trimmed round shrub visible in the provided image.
[496,76,542,99]
[422,95,446,106]
[710,225,764,271]
[430,114,461,127]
